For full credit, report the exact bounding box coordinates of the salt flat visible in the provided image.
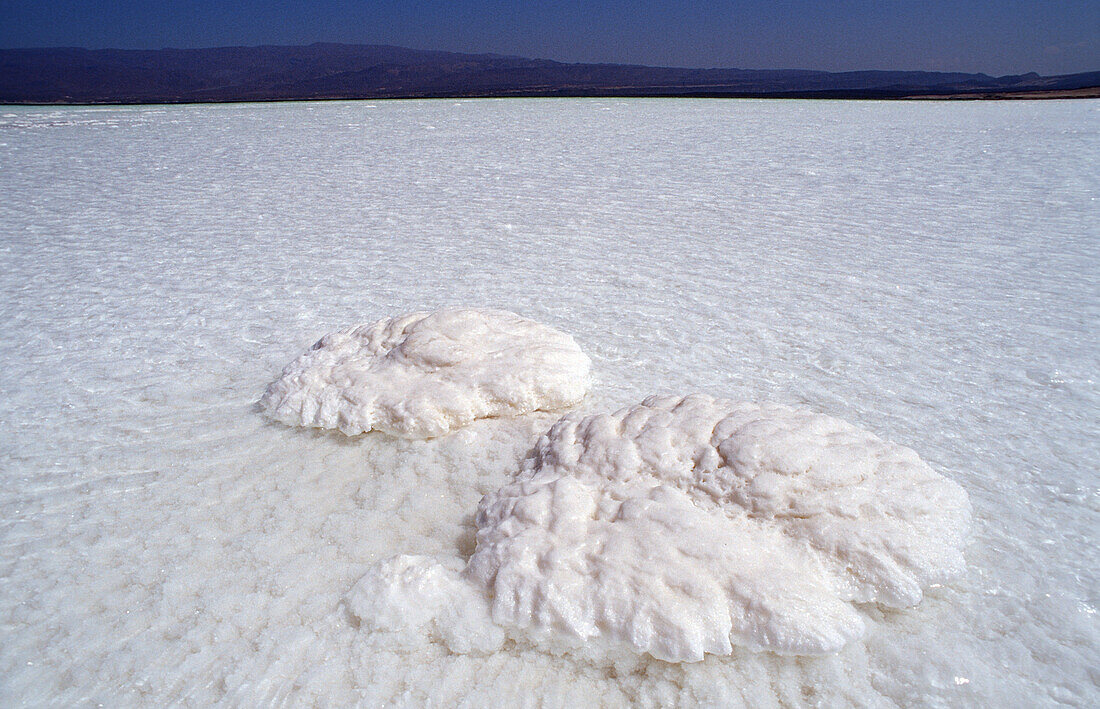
[0,98,1097,706]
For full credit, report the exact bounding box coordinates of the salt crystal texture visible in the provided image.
[260,309,591,438]
[350,394,971,662]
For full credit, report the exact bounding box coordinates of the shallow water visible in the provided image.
[0,98,1097,706]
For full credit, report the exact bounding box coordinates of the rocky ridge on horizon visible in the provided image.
[2,42,1098,103]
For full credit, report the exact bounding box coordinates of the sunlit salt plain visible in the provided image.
[1,98,1097,707]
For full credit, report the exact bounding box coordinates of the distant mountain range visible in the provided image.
[2,43,1098,103]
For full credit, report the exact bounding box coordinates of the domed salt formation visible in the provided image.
[261,309,591,439]
[348,394,971,662]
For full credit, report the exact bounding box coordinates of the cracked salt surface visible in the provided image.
[1,99,1097,706]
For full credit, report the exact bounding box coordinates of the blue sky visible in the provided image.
[1,1,1097,75]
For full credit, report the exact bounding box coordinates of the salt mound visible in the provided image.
[261,309,591,438]
[348,394,971,662]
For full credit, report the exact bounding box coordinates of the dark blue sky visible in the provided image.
[2,1,1097,75]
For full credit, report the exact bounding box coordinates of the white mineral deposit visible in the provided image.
[261,308,591,438]
[349,394,972,662]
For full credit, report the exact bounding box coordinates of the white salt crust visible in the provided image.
[349,394,972,662]
[260,309,592,438]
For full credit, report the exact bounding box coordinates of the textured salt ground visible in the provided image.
[1,99,1097,706]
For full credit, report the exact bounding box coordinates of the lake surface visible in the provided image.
[1,98,1097,706]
